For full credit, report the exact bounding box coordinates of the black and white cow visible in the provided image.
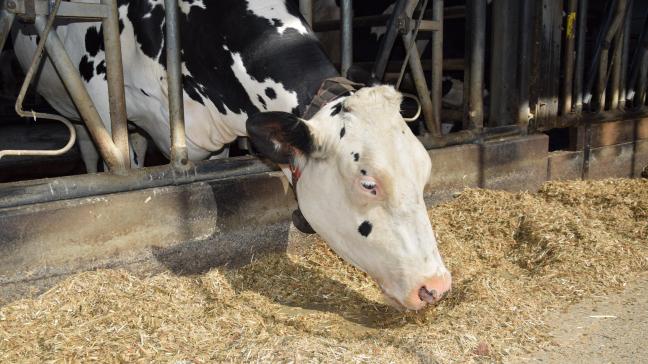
[13,0,451,310]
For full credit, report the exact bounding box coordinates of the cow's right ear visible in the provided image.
[246,111,314,164]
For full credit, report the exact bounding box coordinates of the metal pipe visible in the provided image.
[0,157,276,209]
[1,0,76,161]
[430,0,443,132]
[610,0,631,109]
[517,0,533,130]
[164,0,189,169]
[627,9,648,106]
[340,0,353,77]
[489,0,520,126]
[299,0,312,26]
[418,124,524,149]
[573,0,588,112]
[619,0,632,108]
[561,0,578,114]
[33,15,126,173]
[371,0,408,81]
[101,0,130,168]
[463,0,485,130]
[402,31,438,136]
[596,0,626,112]
[0,9,15,53]
[584,0,619,107]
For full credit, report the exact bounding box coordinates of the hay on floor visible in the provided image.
[1,178,647,363]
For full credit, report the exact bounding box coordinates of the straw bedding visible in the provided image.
[1,178,647,363]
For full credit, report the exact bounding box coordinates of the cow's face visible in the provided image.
[247,85,450,311]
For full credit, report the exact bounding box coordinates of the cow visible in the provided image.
[12,0,451,311]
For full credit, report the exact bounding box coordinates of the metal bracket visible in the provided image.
[23,0,35,23]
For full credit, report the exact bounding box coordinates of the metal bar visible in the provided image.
[0,157,275,209]
[627,9,648,106]
[573,0,588,112]
[340,0,353,77]
[584,0,617,107]
[610,0,631,109]
[596,0,626,112]
[402,31,438,136]
[561,0,578,114]
[0,9,15,52]
[299,0,312,26]
[430,0,443,133]
[313,6,466,32]
[619,0,632,109]
[463,0,485,130]
[101,0,130,168]
[490,0,520,126]
[418,125,524,149]
[517,0,533,130]
[33,15,126,173]
[1,0,77,161]
[371,0,408,81]
[6,0,109,19]
[637,52,648,105]
[164,0,189,169]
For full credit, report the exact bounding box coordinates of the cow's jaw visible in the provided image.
[294,86,452,311]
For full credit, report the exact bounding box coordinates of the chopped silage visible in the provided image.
[1,178,646,363]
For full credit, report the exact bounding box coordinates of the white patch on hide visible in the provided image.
[246,0,308,35]
[228,48,299,113]
[180,0,205,15]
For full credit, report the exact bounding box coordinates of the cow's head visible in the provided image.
[247,85,451,311]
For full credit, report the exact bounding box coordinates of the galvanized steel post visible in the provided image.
[340,0,353,77]
[517,0,533,130]
[101,0,130,168]
[0,9,15,54]
[463,0,485,130]
[561,0,578,114]
[299,0,312,26]
[573,0,588,112]
[164,0,189,169]
[430,0,443,134]
[33,15,127,173]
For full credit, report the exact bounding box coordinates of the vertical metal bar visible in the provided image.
[490,0,520,127]
[299,0,313,26]
[517,0,533,130]
[340,0,353,77]
[463,0,485,130]
[33,16,126,173]
[609,1,630,109]
[573,0,588,112]
[627,7,648,106]
[402,31,438,136]
[561,0,578,114]
[101,0,130,168]
[0,9,15,53]
[619,0,632,109]
[372,0,408,80]
[430,0,443,133]
[164,0,189,168]
[595,0,626,112]
[584,0,617,107]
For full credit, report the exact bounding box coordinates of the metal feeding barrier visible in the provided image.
[0,0,188,174]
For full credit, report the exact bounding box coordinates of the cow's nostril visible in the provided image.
[418,286,437,303]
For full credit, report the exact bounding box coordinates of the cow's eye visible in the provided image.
[361,180,376,190]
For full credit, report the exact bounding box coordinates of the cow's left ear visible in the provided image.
[246,111,314,164]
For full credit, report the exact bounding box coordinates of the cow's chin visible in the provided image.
[379,286,427,312]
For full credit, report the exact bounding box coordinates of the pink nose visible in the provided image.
[415,273,452,305]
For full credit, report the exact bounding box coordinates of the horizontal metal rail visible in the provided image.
[0,156,276,209]
[5,0,109,19]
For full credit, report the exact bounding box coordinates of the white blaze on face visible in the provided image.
[228,48,299,113]
[295,86,451,310]
[246,0,308,35]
